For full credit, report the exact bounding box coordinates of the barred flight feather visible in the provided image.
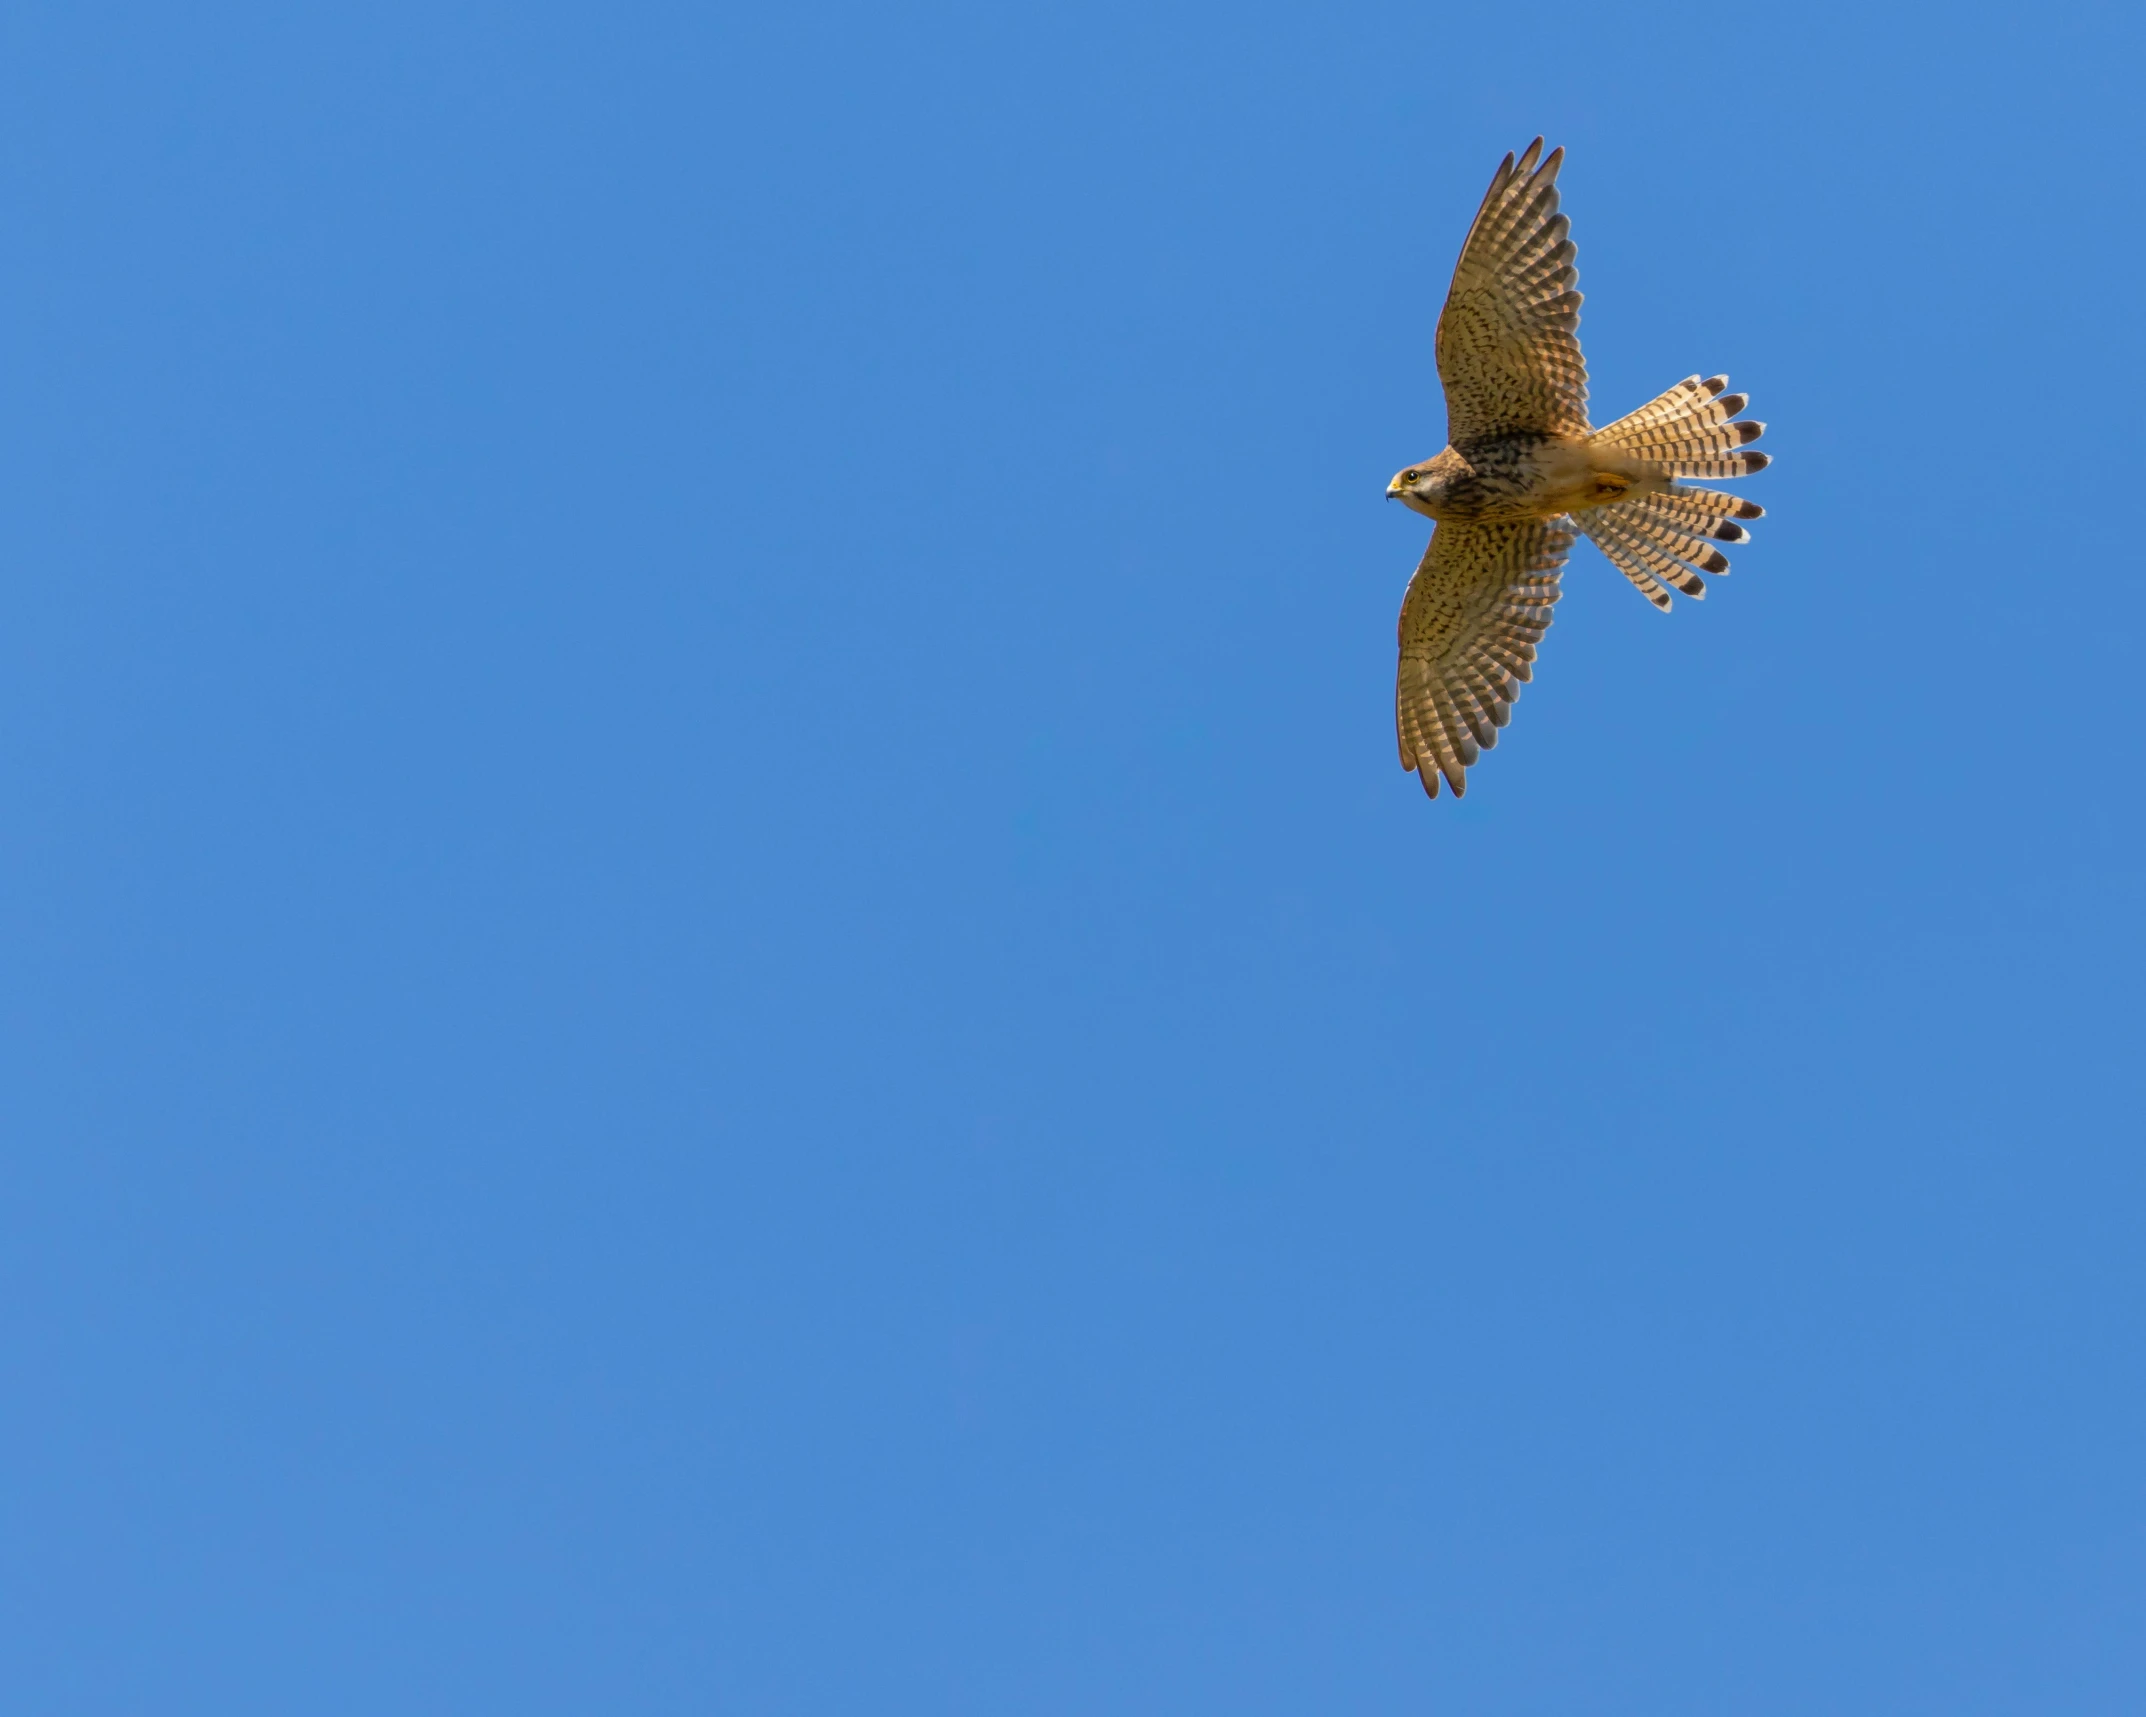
[1395,517,1572,797]
[1437,138,1592,439]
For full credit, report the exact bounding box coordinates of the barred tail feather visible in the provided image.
[1581,375,1767,608]
[1643,485,1765,538]
[1579,506,1700,608]
[1578,485,1761,611]
[1591,374,1769,480]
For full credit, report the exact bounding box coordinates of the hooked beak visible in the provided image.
[1385,478,1404,500]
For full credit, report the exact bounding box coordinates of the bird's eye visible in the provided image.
[1403,470,1419,482]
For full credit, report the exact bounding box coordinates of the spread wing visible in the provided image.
[1436,140,1589,441]
[1396,518,1571,798]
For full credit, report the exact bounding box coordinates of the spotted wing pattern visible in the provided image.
[1395,518,1571,797]
[1436,140,1589,442]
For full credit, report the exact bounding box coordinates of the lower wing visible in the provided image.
[1395,518,1571,798]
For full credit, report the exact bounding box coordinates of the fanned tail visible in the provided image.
[1590,374,1769,481]
[1577,484,1766,611]
[1582,375,1768,608]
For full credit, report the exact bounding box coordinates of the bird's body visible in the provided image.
[1388,141,1769,799]
[1396,434,1664,525]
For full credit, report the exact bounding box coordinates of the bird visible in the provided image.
[1387,140,1769,799]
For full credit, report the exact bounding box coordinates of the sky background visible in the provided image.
[3,1,2143,1711]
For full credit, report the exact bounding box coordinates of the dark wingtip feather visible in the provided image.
[1742,450,1772,473]
[1713,521,1749,543]
[1716,393,1749,416]
[1735,419,1766,445]
[1735,498,1765,519]
[1701,375,1729,396]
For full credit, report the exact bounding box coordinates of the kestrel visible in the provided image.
[1388,140,1770,798]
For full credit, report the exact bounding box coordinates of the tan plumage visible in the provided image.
[1435,144,1590,442]
[1395,518,1567,797]
[1387,141,1770,798]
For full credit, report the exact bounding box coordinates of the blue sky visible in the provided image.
[3,1,2143,1711]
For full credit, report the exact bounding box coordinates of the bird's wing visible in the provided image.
[1435,140,1590,441]
[1395,517,1570,798]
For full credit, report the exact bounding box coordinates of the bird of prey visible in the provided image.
[1388,140,1769,798]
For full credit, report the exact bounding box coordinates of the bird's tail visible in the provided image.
[1589,374,1769,479]
[1580,375,1768,609]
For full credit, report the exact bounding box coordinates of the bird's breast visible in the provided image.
[1435,434,1571,521]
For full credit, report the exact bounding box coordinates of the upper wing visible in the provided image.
[1436,140,1589,441]
[1395,518,1571,798]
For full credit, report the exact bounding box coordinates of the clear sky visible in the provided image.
[4,2,2143,1711]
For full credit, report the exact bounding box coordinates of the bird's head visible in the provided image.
[1387,459,1448,520]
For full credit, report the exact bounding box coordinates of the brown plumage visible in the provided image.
[1387,141,1770,798]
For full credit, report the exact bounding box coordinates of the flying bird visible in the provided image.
[1388,140,1769,798]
